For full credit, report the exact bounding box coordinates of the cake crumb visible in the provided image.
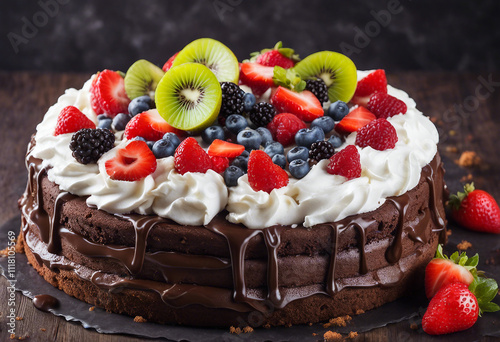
[347,331,358,339]
[133,316,147,323]
[15,317,23,321]
[285,322,292,328]
[445,146,458,153]
[89,306,95,311]
[40,328,46,332]
[0,247,8,257]
[263,323,271,329]
[17,335,28,340]
[230,326,254,334]
[460,173,474,183]
[324,315,352,328]
[312,332,317,336]
[243,326,254,333]
[457,240,472,250]
[485,256,495,265]
[324,331,342,341]
[355,309,365,315]
[308,322,313,326]
[446,229,452,237]
[10,334,15,340]
[410,323,418,330]
[456,151,481,167]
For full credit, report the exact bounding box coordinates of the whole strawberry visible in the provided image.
[174,137,213,175]
[449,183,500,234]
[251,41,299,69]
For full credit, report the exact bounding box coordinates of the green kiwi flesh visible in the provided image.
[124,59,165,100]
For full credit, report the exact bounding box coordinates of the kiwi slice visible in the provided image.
[155,63,222,132]
[294,51,357,103]
[171,38,239,83]
[124,59,165,100]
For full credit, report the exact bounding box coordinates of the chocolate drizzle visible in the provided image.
[20,140,448,314]
[33,294,59,312]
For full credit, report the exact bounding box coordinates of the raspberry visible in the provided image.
[308,141,335,165]
[247,150,289,193]
[327,145,361,180]
[219,82,244,124]
[367,92,407,119]
[54,106,96,136]
[267,113,307,146]
[305,79,329,104]
[249,102,276,127]
[70,128,115,164]
[209,155,230,173]
[355,118,398,151]
[174,137,213,175]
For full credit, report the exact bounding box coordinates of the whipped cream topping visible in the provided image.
[32,71,438,229]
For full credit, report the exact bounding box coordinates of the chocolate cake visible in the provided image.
[18,39,447,327]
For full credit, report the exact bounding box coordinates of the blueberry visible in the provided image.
[162,132,181,149]
[237,129,262,150]
[226,114,248,134]
[132,136,147,142]
[295,126,325,149]
[327,135,343,148]
[224,165,245,187]
[152,139,176,159]
[146,141,155,150]
[264,142,284,159]
[311,116,335,134]
[240,150,250,158]
[327,101,349,121]
[287,146,309,163]
[202,125,225,144]
[97,118,112,130]
[256,127,273,147]
[243,93,256,112]
[231,155,248,173]
[128,95,152,116]
[272,154,286,169]
[97,114,110,121]
[289,159,310,179]
[112,113,131,131]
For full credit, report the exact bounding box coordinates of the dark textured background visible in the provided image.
[1,0,499,72]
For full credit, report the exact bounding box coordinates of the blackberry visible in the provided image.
[306,79,329,104]
[70,128,115,164]
[308,140,335,165]
[249,102,276,127]
[219,82,245,124]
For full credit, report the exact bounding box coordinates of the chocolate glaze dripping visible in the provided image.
[20,139,447,314]
[33,294,59,312]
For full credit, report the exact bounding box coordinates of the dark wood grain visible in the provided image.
[0,71,499,342]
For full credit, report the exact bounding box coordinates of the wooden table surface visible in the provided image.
[0,71,499,341]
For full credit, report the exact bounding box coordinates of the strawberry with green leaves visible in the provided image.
[449,183,500,234]
[249,41,300,69]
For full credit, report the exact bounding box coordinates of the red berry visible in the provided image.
[209,155,229,173]
[334,106,376,136]
[267,113,307,146]
[54,106,96,136]
[270,86,324,122]
[355,118,398,151]
[105,140,157,181]
[174,137,213,175]
[351,69,387,106]
[367,92,407,119]
[162,51,179,72]
[422,282,478,335]
[239,62,275,97]
[450,184,500,234]
[247,150,289,193]
[256,50,294,69]
[124,109,184,141]
[90,70,130,117]
[327,145,361,180]
[207,139,245,158]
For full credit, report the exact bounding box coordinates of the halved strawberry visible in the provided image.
[239,62,275,97]
[334,106,376,135]
[90,69,130,117]
[267,113,307,146]
[209,155,229,173]
[54,106,96,136]
[207,139,245,158]
[124,109,184,141]
[424,245,476,299]
[105,140,157,181]
[174,137,213,175]
[162,51,179,72]
[248,150,288,193]
[351,69,387,106]
[270,86,323,122]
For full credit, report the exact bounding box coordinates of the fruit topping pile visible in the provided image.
[55,38,411,189]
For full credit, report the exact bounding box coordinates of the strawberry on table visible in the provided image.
[105,140,157,181]
[54,106,96,136]
[174,137,213,175]
[351,69,387,106]
[207,139,245,158]
[90,70,131,117]
[247,150,288,193]
[449,183,500,234]
[334,106,376,136]
[367,92,407,119]
[239,62,275,97]
[124,109,184,141]
[251,41,299,69]
[267,113,307,146]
